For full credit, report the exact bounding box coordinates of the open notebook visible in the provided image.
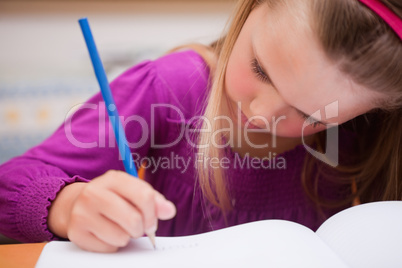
[35,201,402,268]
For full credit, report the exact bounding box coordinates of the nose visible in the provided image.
[249,91,288,122]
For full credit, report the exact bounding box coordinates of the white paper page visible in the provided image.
[36,220,348,268]
[316,201,402,268]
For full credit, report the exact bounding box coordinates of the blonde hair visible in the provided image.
[195,0,257,211]
[193,0,402,212]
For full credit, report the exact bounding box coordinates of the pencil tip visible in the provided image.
[147,232,156,250]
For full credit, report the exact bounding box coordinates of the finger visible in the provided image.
[68,229,119,253]
[97,190,145,238]
[131,188,158,234]
[155,193,177,220]
[103,171,159,232]
[89,213,132,248]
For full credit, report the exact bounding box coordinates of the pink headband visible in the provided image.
[358,0,402,40]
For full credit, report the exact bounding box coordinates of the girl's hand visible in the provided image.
[48,170,176,252]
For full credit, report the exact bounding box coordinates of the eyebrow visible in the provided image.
[254,47,329,126]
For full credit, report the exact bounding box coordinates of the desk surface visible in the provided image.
[0,243,45,268]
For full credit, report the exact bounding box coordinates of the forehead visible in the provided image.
[251,3,376,121]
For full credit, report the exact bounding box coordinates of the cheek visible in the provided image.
[226,63,253,102]
[225,52,258,103]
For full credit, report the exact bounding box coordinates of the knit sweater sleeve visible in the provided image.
[0,58,170,242]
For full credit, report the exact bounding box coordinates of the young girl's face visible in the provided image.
[225,2,381,138]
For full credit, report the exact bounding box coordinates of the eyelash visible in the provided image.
[251,58,271,84]
[297,111,324,128]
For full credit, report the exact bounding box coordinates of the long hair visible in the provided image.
[305,0,402,206]
[196,0,258,211]
[193,0,402,212]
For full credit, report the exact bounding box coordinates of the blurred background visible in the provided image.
[0,0,234,165]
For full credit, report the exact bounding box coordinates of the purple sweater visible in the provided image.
[0,50,349,242]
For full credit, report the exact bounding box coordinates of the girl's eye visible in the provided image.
[251,58,271,84]
[297,110,324,128]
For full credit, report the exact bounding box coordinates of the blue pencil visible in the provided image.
[78,17,156,249]
[78,18,138,178]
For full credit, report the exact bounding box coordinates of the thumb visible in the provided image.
[155,193,176,220]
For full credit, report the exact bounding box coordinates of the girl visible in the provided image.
[0,0,401,253]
